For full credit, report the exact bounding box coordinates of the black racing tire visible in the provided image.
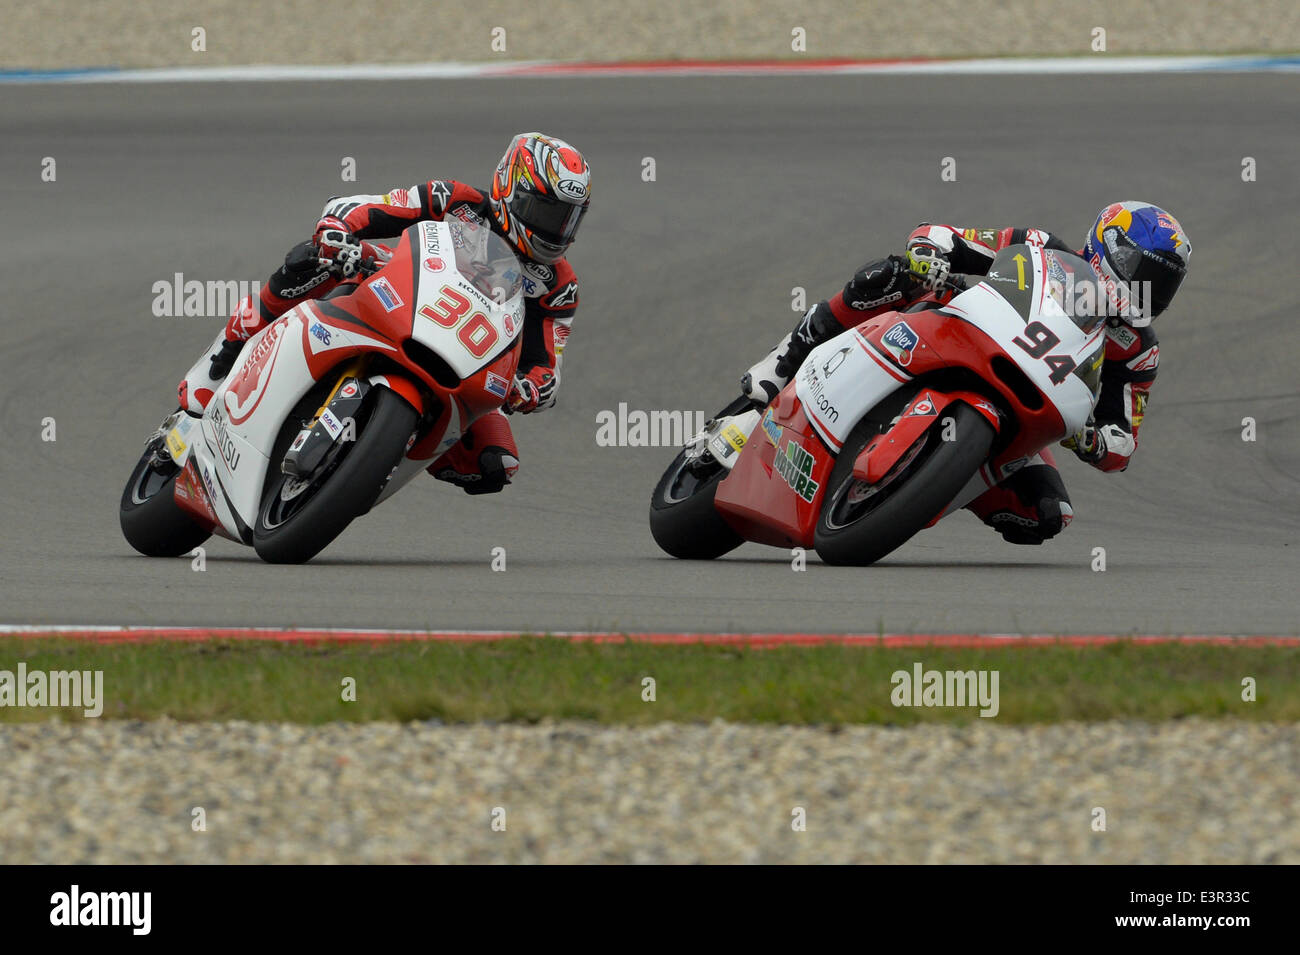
[119,441,213,558]
[813,402,995,566]
[252,387,418,564]
[648,397,753,560]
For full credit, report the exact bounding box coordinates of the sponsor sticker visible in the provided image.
[774,438,819,502]
[1107,324,1138,349]
[556,179,588,201]
[451,204,483,225]
[209,405,242,472]
[319,408,344,439]
[485,372,509,399]
[422,222,443,255]
[523,261,555,285]
[369,277,403,312]
[201,464,217,502]
[881,321,919,366]
[180,461,218,523]
[1045,252,1068,286]
[164,423,189,462]
[761,408,784,447]
[422,257,445,273]
[289,428,311,452]
[309,322,332,346]
[800,361,839,424]
[339,381,359,399]
[822,346,850,378]
[908,393,938,417]
[721,423,746,454]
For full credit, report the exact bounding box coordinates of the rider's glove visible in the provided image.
[505,375,542,414]
[905,242,951,291]
[844,255,913,309]
[1061,424,1106,464]
[313,216,367,278]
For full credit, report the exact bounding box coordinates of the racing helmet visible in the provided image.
[490,132,591,265]
[1083,201,1190,326]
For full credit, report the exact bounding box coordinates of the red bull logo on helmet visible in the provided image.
[1095,202,1133,244]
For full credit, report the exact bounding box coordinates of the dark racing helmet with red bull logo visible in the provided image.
[1083,200,1190,326]
[490,132,591,265]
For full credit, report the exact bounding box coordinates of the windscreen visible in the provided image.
[447,217,524,304]
[980,245,1108,335]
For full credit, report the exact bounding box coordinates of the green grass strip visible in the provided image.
[0,636,1294,725]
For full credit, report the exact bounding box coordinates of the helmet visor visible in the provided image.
[1130,251,1185,318]
[1106,230,1186,319]
[511,191,587,246]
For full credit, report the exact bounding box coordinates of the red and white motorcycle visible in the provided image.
[121,217,525,563]
[650,244,1108,565]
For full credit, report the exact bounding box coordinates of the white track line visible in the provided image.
[2,55,1297,84]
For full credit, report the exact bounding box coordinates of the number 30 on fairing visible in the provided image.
[419,285,499,359]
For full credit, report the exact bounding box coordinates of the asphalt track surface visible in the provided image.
[1,73,1297,635]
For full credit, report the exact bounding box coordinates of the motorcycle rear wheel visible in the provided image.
[648,397,751,560]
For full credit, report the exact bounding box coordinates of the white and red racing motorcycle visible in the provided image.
[650,244,1109,565]
[121,217,525,563]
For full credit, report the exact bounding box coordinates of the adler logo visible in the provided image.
[50,885,151,935]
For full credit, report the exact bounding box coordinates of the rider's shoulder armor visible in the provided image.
[1104,321,1160,377]
[522,258,579,310]
[426,179,489,219]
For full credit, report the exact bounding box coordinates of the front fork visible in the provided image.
[280,357,372,482]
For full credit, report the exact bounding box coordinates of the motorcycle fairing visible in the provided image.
[852,388,1002,485]
[714,393,833,548]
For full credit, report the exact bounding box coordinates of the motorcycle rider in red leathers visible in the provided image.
[741,202,1191,544]
[179,132,592,495]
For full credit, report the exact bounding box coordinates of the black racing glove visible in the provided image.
[841,255,914,312]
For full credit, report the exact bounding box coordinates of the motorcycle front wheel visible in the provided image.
[252,387,418,564]
[813,402,994,566]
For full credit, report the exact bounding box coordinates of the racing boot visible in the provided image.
[176,287,271,414]
[742,300,843,404]
[742,255,916,404]
[965,451,1074,544]
[428,409,520,495]
[177,328,245,415]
